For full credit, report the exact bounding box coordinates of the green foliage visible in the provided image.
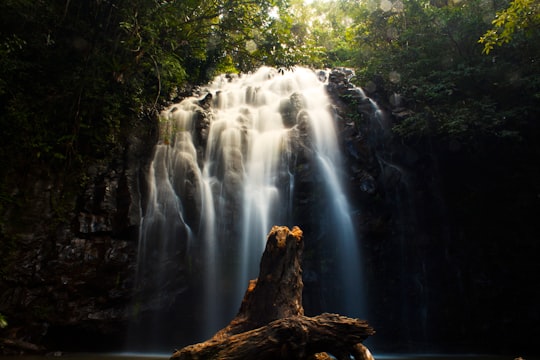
[479,0,540,54]
[0,0,304,180]
[319,0,540,150]
[393,96,519,143]
[282,0,367,68]
[0,313,7,328]
[1,0,539,196]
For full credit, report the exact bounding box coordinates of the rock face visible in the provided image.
[326,67,540,355]
[0,118,157,353]
[324,68,444,351]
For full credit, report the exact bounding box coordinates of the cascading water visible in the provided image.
[134,66,363,345]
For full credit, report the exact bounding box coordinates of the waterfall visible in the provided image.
[135,66,363,344]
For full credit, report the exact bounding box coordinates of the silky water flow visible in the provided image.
[134,67,364,346]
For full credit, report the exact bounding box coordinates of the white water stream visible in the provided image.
[137,66,362,339]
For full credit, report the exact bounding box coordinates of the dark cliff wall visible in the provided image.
[0,116,158,353]
[328,69,540,355]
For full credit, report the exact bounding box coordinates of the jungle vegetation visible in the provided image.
[1,0,539,222]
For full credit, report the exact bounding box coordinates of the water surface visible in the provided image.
[2,354,536,360]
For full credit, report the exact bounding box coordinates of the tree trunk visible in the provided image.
[170,226,375,360]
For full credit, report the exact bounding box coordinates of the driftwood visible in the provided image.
[171,226,375,360]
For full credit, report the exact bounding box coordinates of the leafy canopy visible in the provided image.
[479,0,540,54]
[0,0,303,175]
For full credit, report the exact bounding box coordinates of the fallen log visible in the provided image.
[171,313,373,360]
[170,226,375,360]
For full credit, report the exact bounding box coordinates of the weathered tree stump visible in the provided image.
[170,226,375,360]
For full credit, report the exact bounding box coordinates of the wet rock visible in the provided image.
[78,213,112,233]
[194,108,213,154]
[198,92,213,109]
[279,92,307,128]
